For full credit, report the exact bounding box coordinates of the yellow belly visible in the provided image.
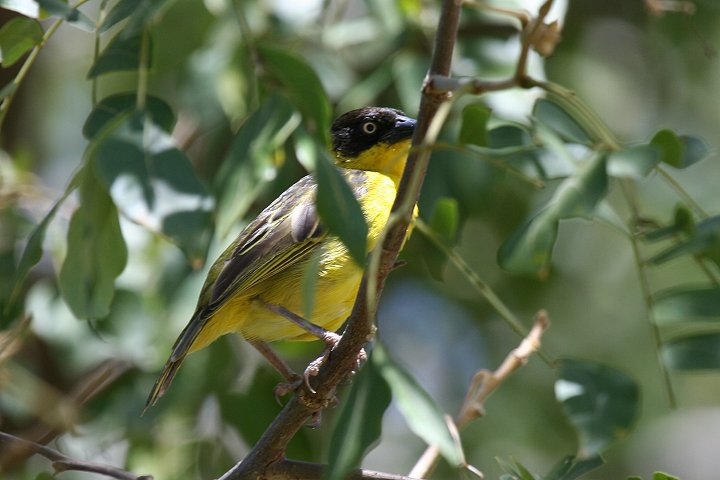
[188,171,409,353]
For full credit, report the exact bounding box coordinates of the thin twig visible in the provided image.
[0,432,151,480]
[409,311,550,479]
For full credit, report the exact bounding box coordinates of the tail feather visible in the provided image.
[144,355,186,413]
[144,311,208,413]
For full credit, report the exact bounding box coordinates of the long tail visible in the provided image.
[143,311,208,413]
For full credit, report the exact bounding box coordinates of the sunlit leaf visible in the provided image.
[0,0,40,17]
[59,166,128,320]
[663,333,720,370]
[87,32,150,78]
[534,98,591,145]
[373,344,464,468]
[36,0,94,31]
[325,350,392,480]
[543,455,605,480]
[653,287,720,324]
[606,144,660,179]
[498,154,608,277]
[90,112,213,265]
[83,93,174,140]
[459,103,491,147]
[555,359,639,458]
[0,17,42,67]
[258,44,331,143]
[215,96,300,237]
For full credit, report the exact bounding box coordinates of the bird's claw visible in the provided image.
[273,374,303,404]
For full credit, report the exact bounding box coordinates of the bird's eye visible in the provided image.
[361,121,377,134]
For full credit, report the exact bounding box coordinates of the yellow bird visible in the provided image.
[146,107,416,408]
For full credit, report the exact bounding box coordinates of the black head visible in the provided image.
[331,107,416,158]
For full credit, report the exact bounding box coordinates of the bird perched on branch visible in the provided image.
[146,107,416,409]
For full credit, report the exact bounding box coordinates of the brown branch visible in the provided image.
[0,431,152,480]
[409,311,551,479]
[217,1,464,479]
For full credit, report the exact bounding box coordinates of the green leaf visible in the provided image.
[652,472,680,480]
[325,351,392,480]
[258,44,331,143]
[215,96,300,237]
[652,129,710,169]
[679,135,711,168]
[90,112,214,265]
[99,0,171,37]
[459,104,491,147]
[663,333,720,370]
[0,17,42,68]
[647,215,720,267]
[7,188,74,310]
[606,144,661,179]
[488,124,533,149]
[83,93,174,140]
[651,129,683,168]
[99,0,141,32]
[0,0,40,18]
[497,457,537,480]
[314,148,368,267]
[555,359,639,458]
[430,197,459,245]
[543,455,605,480]
[36,0,94,31]
[373,344,464,468]
[534,98,591,145]
[59,166,128,320]
[653,287,720,325]
[87,32,149,78]
[423,197,459,280]
[642,204,694,242]
[498,154,608,277]
[295,130,368,267]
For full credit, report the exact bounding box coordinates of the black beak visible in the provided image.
[383,115,416,144]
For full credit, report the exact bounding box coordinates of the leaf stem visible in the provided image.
[656,165,710,218]
[620,180,677,408]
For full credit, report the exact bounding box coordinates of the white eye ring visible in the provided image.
[361,121,377,134]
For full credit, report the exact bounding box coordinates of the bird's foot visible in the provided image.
[273,373,303,402]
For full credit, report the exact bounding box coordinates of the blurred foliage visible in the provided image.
[1,0,720,479]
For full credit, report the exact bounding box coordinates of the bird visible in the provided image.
[145,106,416,409]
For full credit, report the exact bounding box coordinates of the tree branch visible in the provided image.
[217,0,464,479]
[409,311,550,479]
[0,432,152,480]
